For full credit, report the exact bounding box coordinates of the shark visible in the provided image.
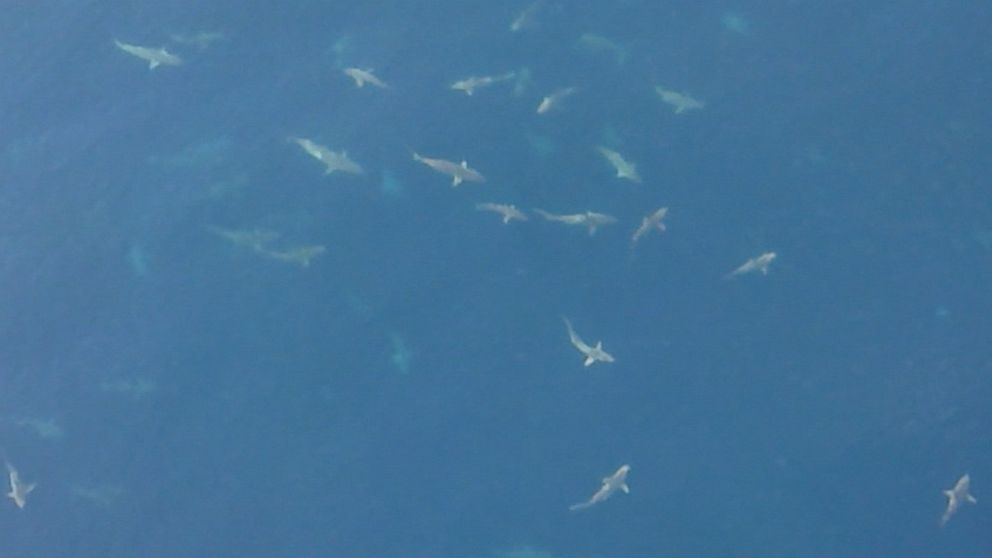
[510,0,545,32]
[71,484,125,508]
[413,153,485,186]
[576,33,628,65]
[12,417,63,440]
[597,146,641,183]
[100,377,157,400]
[562,317,614,367]
[631,207,669,246]
[389,333,413,375]
[534,209,617,236]
[114,39,183,69]
[450,72,516,96]
[940,474,977,527]
[343,68,389,89]
[207,226,280,252]
[290,137,364,175]
[259,245,326,268]
[569,465,630,511]
[656,86,705,114]
[170,31,227,50]
[476,203,527,224]
[537,86,577,114]
[5,462,35,509]
[726,252,777,279]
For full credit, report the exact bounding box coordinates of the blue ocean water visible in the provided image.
[0,2,989,557]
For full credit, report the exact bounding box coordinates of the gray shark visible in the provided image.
[940,474,977,527]
[344,67,389,89]
[563,317,614,367]
[207,226,280,252]
[597,146,641,183]
[726,252,777,279]
[656,86,705,114]
[510,0,545,32]
[631,207,669,246]
[6,462,35,509]
[450,72,516,96]
[259,245,326,268]
[537,86,577,114]
[413,152,485,187]
[476,203,527,224]
[290,137,364,175]
[114,39,183,69]
[170,31,227,50]
[534,209,617,236]
[569,465,630,511]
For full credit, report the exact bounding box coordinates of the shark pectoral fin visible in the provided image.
[967,495,978,504]
[452,176,462,187]
[620,483,629,493]
[584,356,594,366]
[148,60,160,69]
[24,483,36,495]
